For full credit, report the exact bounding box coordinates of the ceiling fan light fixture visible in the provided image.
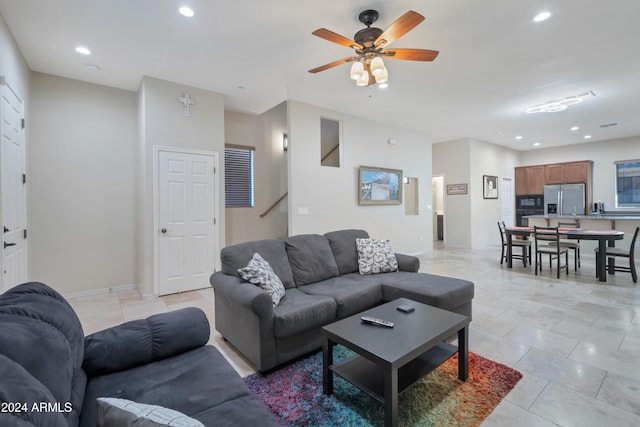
[375,67,388,84]
[350,61,364,80]
[370,56,385,76]
[356,70,370,86]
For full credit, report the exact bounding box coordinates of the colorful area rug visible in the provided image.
[244,347,522,427]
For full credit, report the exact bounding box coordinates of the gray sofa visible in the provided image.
[210,229,474,371]
[0,282,280,427]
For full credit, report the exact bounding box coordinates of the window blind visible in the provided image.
[225,147,254,207]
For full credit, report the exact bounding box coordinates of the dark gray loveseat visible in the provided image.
[0,282,279,427]
[210,229,474,371]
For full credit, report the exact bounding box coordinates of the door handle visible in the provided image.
[161,228,167,234]
[4,242,16,249]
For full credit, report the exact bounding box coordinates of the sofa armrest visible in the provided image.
[210,271,276,370]
[395,253,420,272]
[82,307,210,376]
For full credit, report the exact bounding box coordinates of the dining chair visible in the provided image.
[594,225,639,283]
[546,221,581,271]
[498,221,531,267]
[533,226,569,278]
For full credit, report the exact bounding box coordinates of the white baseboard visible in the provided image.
[63,283,139,299]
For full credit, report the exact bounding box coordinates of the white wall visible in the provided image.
[520,136,640,212]
[0,13,29,102]
[469,138,519,248]
[433,139,471,248]
[224,103,288,245]
[29,73,137,294]
[138,77,225,296]
[287,101,432,255]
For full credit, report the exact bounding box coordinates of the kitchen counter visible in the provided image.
[524,214,640,221]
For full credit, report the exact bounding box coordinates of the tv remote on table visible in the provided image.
[361,316,394,328]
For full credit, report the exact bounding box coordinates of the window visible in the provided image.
[615,159,640,208]
[225,145,255,207]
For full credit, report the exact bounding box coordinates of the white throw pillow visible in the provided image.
[356,238,399,275]
[238,253,286,306]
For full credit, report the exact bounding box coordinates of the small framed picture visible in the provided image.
[483,175,498,199]
[446,183,468,195]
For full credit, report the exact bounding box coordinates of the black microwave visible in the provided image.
[516,195,544,210]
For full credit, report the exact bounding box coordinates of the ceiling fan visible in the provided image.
[309,9,439,87]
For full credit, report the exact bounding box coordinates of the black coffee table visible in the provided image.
[322,297,470,427]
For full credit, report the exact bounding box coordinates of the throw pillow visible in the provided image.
[238,253,286,306]
[356,238,399,275]
[96,397,204,427]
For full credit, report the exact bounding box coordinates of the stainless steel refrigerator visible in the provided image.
[544,183,586,215]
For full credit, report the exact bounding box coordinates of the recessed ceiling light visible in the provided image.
[533,142,541,146]
[515,135,523,140]
[75,46,91,55]
[571,126,579,131]
[378,83,388,89]
[584,135,592,139]
[534,11,551,22]
[179,6,194,17]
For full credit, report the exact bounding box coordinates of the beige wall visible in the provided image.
[29,73,137,294]
[138,76,225,296]
[287,101,433,255]
[224,103,288,245]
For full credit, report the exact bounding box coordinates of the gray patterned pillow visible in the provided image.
[238,253,286,306]
[96,397,204,426]
[356,238,399,275]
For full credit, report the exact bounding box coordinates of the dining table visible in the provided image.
[504,226,625,282]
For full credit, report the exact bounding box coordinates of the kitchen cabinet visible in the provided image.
[544,161,589,184]
[516,161,592,196]
[515,165,545,195]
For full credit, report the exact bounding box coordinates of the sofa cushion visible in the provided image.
[238,253,286,307]
[80,346,279,427]
[298,274,382,318]
[0,282,87,426]
[356,238,399,275]
[285,234,339,286]
[0,354,67,427]
[96,398,204,427]
[220,239,296,289]
[272,289,337,338]
[324,229,370,275]
[83,308,210,377]
[379,272,474,311]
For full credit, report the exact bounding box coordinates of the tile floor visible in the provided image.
[69,244,640,426]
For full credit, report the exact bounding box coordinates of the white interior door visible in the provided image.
[501,177,514,226]
[157,149,217,296]
[1,82,28,292]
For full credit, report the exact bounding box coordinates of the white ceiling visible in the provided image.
[1,0,639,151]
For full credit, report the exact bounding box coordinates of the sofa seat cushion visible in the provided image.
[285,234,339,286]
[220,239,296,289]
[324,229,370,275]
[272,289,337,339]
[298,274,382,318]
[379,272,474,311]
[80,346,279,427]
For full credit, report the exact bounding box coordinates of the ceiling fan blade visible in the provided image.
[312,28,363,49]
[383,48,439,61]
[374,11,425,48]
[308,56,356,73]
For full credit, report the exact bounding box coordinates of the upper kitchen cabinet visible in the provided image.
[515,165,545,195]
[544,161,591,184]
[515,161,593,196]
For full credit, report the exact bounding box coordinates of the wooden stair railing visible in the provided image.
[260,192,288,218]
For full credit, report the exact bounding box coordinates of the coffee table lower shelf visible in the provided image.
[330,342,458,403]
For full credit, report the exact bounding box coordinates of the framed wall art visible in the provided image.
[358,165,403,205]
[483,175,498,199]
[447,183,468,195]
